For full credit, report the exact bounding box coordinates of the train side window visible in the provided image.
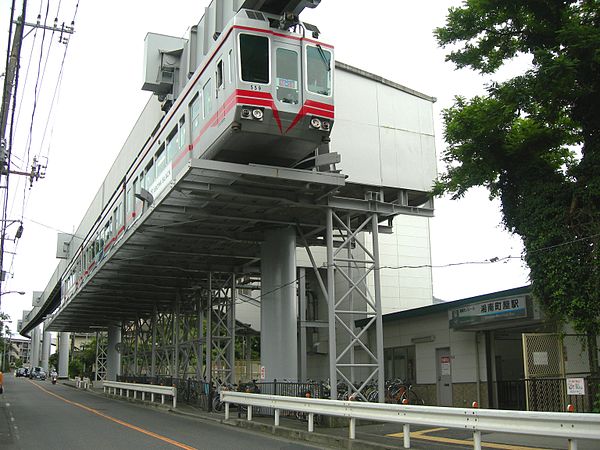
[179,117,186,153]
[216,60,224,96]
[306,45,332,96]
[166,129,177,162]
[113,206,119,229]
[276,48,299,104]
[190,93,201,139]
[145,160,155,190]
[132,177,139,219]
[203,78,212,118]
[126,186,133,217]
[239,34,269,84]
[228,50,233,84]
[156,144,167,180]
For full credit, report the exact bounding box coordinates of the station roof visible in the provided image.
[356,285,532,328]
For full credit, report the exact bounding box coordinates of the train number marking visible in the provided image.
[249,84,262,91]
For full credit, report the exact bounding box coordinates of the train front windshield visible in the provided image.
[240,34,270,83]
[306,45,332,96]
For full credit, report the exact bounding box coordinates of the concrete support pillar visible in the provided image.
[58,332,70,378]
[107,325,121,381]
[31,327,41,367]
[41,329,51,371]
[260,227,298,381]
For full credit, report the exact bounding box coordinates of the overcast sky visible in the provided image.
[0,0,530,334]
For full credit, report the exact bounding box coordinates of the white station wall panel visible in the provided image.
[331,64,437,193]
[364,215,434,313]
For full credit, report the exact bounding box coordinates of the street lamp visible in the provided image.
[0,291,25,296]
[0,290,25,312]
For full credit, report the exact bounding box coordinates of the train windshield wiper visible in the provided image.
[316,44,330,72]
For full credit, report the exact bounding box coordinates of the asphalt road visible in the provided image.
[0,374,324,450]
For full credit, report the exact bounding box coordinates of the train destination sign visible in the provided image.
[449,295,530,330]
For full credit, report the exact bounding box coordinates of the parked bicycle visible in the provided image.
[237,379,261,416]
[212,380,236,412]
[381,378,425,405]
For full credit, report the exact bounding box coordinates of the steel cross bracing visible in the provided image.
[121,315,154,376]
[206,273,236,386]
[120,297,207,379]
[299,201,386,402]
[94,332,107,382]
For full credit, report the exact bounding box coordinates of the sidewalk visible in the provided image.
[71,382,598,450]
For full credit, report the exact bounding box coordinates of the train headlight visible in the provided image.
[252,108,264,120]
[241,108,252,120]
[310,117,322,129]
[321,120,331,131]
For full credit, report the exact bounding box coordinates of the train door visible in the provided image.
[273,42,302,119]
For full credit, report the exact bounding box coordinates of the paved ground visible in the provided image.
[0,374,327,450]
[2,374,598,450]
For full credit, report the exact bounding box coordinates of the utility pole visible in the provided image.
[0,0,27,304]
[0,0,74,301]
[0,13,25,164]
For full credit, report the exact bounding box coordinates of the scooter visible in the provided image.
[51,375,57,385]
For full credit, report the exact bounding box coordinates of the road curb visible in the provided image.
[227,418,395,450]
[95,387,395,449]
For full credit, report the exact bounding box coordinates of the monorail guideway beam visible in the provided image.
[241,0,321,17]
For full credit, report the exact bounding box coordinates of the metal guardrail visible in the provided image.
[221,391,600,450]
[74,376,91,389]
[117,375,212,411]
[104,381,177,408]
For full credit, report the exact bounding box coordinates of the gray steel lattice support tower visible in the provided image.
[58,332,70,378]
[30,326,41,367]
[41,326,51,371]
[106,325,121,381]
[260,227,298,381]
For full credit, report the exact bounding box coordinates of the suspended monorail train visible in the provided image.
[60,4,335,302]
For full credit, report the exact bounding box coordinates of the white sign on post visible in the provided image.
[566,377,585,396]
[440,356,451,376]
[260,366,266,380]
[532,351,549,365]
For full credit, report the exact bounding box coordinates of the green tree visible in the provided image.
[0,312,10,371]
[69,338,97,378]
[434,0,600,372]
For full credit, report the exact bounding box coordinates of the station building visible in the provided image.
[363,285,599,412]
